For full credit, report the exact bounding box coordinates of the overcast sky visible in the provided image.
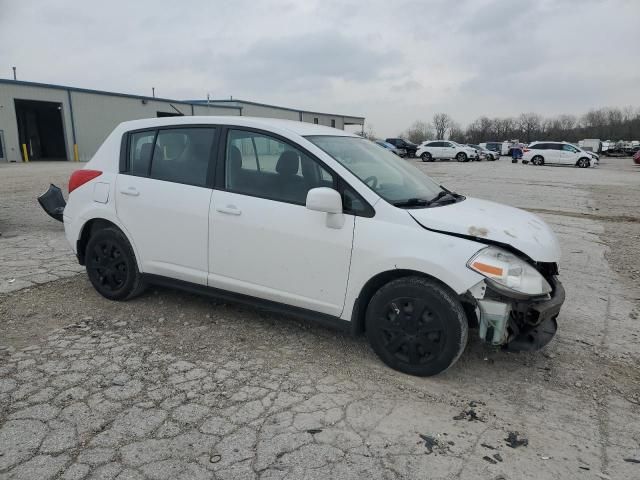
[1,0,638,136]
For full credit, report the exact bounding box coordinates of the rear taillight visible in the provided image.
[523,148,530,152]
[69,170,102,193]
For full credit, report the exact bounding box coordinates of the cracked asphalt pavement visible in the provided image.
[1,159,639,479]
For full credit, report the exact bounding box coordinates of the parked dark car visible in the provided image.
[385,138,418,157]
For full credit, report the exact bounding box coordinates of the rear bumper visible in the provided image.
[37,184,66,222]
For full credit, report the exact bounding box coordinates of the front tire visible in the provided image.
[365,277,468,376]
[421,152,432,162]
[85,227,146,301]
[577,157,590,168]
[456,152,467,162]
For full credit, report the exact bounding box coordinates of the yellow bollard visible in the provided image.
[21,143,29,162]
[74,144,79,162]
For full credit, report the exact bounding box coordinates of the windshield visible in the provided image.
[306,135,444,204]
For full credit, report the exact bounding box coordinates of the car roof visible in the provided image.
[116,116,358,138]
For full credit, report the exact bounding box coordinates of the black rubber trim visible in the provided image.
[142,274,353,334]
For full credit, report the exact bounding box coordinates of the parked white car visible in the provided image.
[39,117,565,376]
[467,144,499,161]
[416,140,478,162]
[523,141,595,168]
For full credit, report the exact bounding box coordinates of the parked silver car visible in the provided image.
[375,140,406,157]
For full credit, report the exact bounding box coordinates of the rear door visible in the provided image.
[116,126,218,285]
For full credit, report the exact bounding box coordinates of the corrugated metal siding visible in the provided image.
[0,83,242,162]
[301,112,343,129]
[70,92,238,161]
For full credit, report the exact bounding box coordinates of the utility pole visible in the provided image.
[12,66,16,80]
[152,87,155,98]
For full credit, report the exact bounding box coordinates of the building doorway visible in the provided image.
[14,99,68,161]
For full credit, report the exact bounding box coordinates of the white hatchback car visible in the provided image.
[523,141,595,168]
[39,117,565,376]
[416,141,478,162]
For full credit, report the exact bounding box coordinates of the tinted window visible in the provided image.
[129,131,156,176]
[150,128,215,186]
[562,144,578,153]
[550,143,564,150]
[426,141,439,147]
[225,129,334,205]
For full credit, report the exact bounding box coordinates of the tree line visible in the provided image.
[398,107,640,145]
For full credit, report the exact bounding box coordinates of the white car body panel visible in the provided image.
[208,190,355,316]
[59,115,562,329]
[407,197,562,263]
[115,175,212,285]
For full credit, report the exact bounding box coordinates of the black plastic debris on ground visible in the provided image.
[419,434,439,454]
[505,431,529,448]
[306,428,322,435]
[418,434,451,455]
[493,453,503,462]
[453,408,484,422]
[624,458,640,464]
[481,443,496,450]
[483,456,497,464]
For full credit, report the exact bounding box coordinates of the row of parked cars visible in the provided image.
[376,137,600,168]
[376,138,500,162]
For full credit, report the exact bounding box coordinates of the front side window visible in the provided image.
[307,136,444,206]
[562,144,578,153]
[150,128,215,186]
[128,131,156,176]
[225,129,334,205]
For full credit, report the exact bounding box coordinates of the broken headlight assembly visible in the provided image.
[467,247,551,297]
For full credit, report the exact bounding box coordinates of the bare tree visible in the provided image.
[448,122,466,143]
[518,112,542,142]
[356,123,376,141]
[402,121,434,144]
[432,113,453,139]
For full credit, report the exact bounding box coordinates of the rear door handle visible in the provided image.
[216,205,241,215]
[120,187,139,197]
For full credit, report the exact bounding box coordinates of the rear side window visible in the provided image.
[532,143,546,150]
[150,128,215,186]
[129,131,156,176]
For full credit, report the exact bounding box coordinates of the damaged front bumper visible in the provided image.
[466,277,565,351]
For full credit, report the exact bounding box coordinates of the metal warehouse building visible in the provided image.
[0,79,365,163]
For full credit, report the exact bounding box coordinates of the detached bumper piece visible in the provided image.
[38,184,66,222]
[474,278,565,351]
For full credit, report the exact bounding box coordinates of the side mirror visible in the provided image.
[306,187,344,229]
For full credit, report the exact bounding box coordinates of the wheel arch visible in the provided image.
[77,217,142,270]
[350,269,460,335]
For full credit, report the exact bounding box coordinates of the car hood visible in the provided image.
[408,197,561,262]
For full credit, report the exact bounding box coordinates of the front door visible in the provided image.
[116,126,217,285]
[208,128,355,316]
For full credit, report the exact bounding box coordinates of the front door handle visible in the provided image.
[120,187,139,197]
[216,205,241,216]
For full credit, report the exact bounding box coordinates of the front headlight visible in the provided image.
[467,247,551,296]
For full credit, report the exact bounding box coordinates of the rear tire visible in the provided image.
[85,227,146,301]
[456,152,467,162]
[532,156,544,166]
[421,152,432,162]
[365,276,468,376]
